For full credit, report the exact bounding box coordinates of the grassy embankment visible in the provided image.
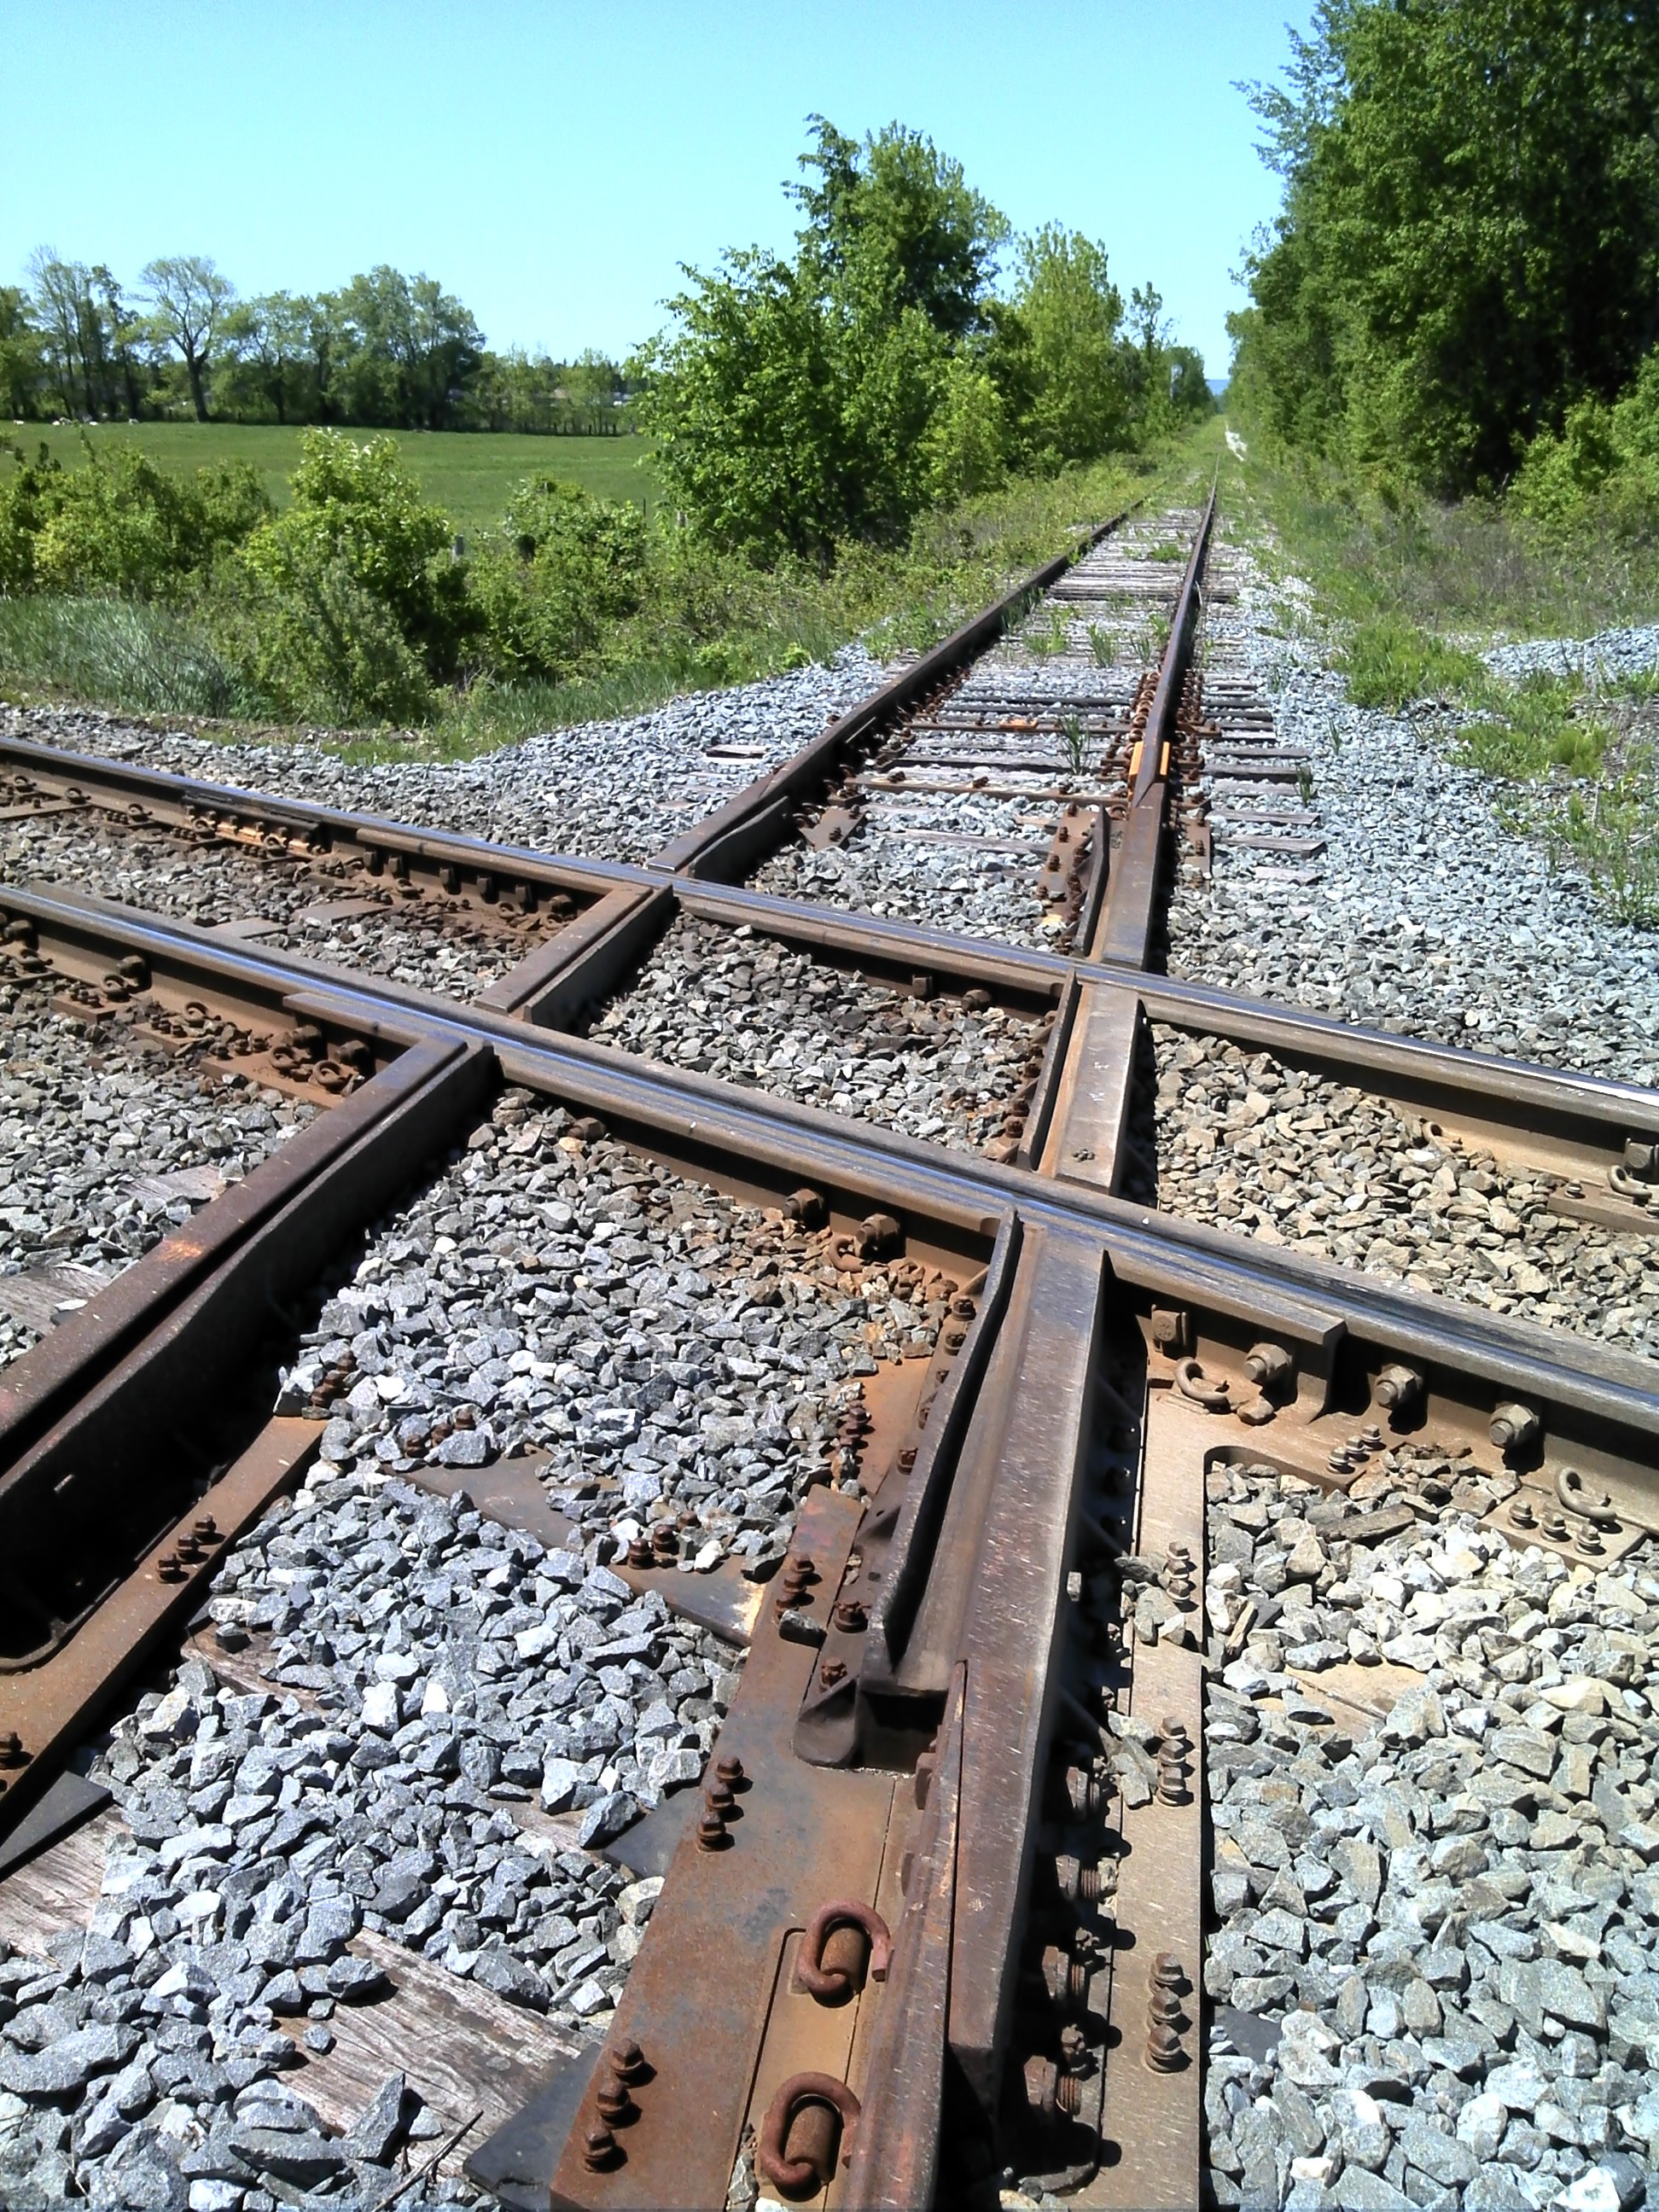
[0,422,1220,764]
[1220,435,1659,927]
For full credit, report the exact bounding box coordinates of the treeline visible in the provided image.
[0,253,628,434]
[1228,0,1659,525]
[638,118,1212,558]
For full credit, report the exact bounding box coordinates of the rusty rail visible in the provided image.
[3,492,1657,2212]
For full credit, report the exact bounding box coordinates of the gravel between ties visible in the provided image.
[0,649,887,870]
[0,1085,954,2209]
[1203,1456,1659,2212]
[1166,534,1659,1091]
[0,809,524,1004]
[589,913,1045,1155]
[0,966,317,1366]
[1143,1030,1659,1364]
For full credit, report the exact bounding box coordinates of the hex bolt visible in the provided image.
[1150,1952,1185,1993]
[1144,2023,1185,2073]
[192,1516,218,1542]
[1575,1526,1605,1557]
[1542,1511,1569,1541]
[705,1781,736,1819]
[0,1733,25,1767]
[1375,1363,1424,1417]
[1148,1984,1185,2027]
[714,1755,746,1788]
[1058,2023,1088,2070]
[1243,1342,1293,1393]
[1509,1499,1537,1529]
[832,1598,868,1633]
[595,2078,633,2125]
[696,1810,730,1854]
[157,1553,185,1581]
[818,1659,847,1690]
[626,1537,653,1569]
[611,2039,647,2084]
[1490,1401,1540,1458]
[581,2124,620,2171]
[650,1526,678,1563]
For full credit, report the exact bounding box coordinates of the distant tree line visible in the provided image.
[0,252,629,434]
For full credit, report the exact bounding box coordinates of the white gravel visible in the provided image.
[0,648,887,868]
[1167,534,1659,1089]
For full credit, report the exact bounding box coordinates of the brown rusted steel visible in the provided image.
[0,1037,465,1464]
[483,884,675,1026]
[0,1039,493,1839]
[1091,1391,1207,2207]
[0,1419,319,1836]
[547,1484,895,2212]
[757,2071,863,2197]
[794,1899,893,2002]
[839,1667,963,2212]
[1091,486,1217,969]
[6,882,1657,1484]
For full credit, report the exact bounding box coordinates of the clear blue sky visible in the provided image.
[0,0,1306,377]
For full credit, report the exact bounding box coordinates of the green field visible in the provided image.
[0,422,657,531]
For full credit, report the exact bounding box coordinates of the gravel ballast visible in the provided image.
[589,914,1045,1155]
[1146,1030,1659,1364]
[1,811,527,1003]
[1204,1456,1659,2212]
[0,968,317,1367]
[1166,534,1659,1090]
[0,649,886,869]
[0,1086,955,2206]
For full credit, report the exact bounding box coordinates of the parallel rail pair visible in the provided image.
[0,492,1656,2209]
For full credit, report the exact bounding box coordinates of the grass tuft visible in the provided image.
[0,594,255,719]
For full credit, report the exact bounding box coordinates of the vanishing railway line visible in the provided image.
[0,487,1656,2210]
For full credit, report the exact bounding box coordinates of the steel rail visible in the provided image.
[5,492,1656,2209]
[4,882,1655,1472]
[649,509,1139,882]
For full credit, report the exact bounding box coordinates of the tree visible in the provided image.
[0,288,46,419]
[1235,1,1659,492]
[221,292,311,423]
[641,118,1009,556]
[142,255,234,422]
[1008,226,1129,467]
[791,115,1008,340]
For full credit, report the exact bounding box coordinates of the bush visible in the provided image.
[208,551,432,726]
[235,430,473,678]
[1,446,271,600]
[469,479,649,682]
[0,444,61,594]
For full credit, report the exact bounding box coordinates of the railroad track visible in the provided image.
[0,487,1656,2210]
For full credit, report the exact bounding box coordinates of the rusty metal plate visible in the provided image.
[548,1483,896,2212]
[0,1419,320,1837]
[1091,1388,1204,2209]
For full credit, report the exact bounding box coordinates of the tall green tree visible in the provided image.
[1236,1,1659,492]
[141,255,234,422]
[0,288,46,418]
[1007,226,1129,466]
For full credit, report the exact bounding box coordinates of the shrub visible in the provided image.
[469,479,649,682]
[208,551,432,727]
[11,447,271,600]
[0,444,62,594]
[236,430,473,678]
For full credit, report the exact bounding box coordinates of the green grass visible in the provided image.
[1339,614,1486,709]
[0,422,656,531]
[0,595,248,719]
